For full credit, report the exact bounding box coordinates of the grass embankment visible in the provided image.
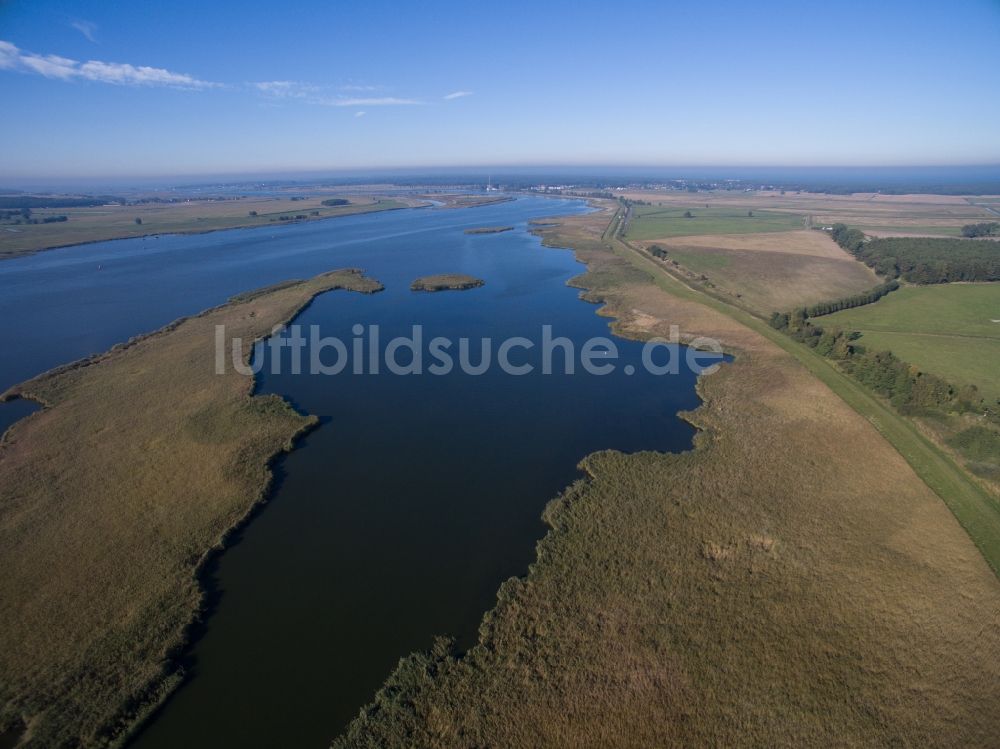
[410,274,485,292]
[821,283,1000,401]
[0,197,413,258]
[334,202,1000,747]
[0,269,383,747]
[464,226,514,234]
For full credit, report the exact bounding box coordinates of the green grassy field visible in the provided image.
[625,204,804,241]
[660,247,732,271]
[821,284,1000,400]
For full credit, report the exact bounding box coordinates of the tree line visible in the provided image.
[0,208,68,225]
[828,223,1000,283]
[0,195,121,209]
[802,279,900,317]
[962,221,1000,238]
[769,309,989,416]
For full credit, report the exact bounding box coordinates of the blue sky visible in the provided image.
[1,0,999,179]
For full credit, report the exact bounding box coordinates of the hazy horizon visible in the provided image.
[2,165,999,196]
[5,163,1000,190]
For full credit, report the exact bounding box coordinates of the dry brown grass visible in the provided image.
[335,203,1000,748]
[0,269,383,748]
[658,229,854,259]
[636,229,880,316]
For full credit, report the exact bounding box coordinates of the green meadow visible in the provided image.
[625,204,803,240]
[821,283,1000,401]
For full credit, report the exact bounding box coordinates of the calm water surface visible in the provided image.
[0,198,721,747]
[0,399,40,438]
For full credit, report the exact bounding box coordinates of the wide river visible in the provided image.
[0,197,720,747]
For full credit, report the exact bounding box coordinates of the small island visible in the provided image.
[464,226,514,234]
[410,273,485,292]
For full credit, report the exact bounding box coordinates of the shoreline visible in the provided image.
[0,192,576,262]
[334,201,730,745]
[0,269,384,746]
[1,268,380,403]
[410,273,485,292]
[0,193,538,261]
[122,275,387,746]
[333,200,1000,746]
[0,201,420,262]
[464,225,514,235]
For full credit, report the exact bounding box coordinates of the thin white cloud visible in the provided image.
[18,52,78,80]
[253,81,417,107]
[254,80,320,98]
[0,39,216,89]
[325,96,419,107]
[443,90,473,100]
[0,40,426,104]
[0,42,15,70]
[79,60,213,87]
[355,111,366,117]
[71,20,98,43]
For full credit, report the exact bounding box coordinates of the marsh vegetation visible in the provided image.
[336,202,1000,747]
[410,273,485,291]
[464,225,514,234]
[0,269,383,747]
